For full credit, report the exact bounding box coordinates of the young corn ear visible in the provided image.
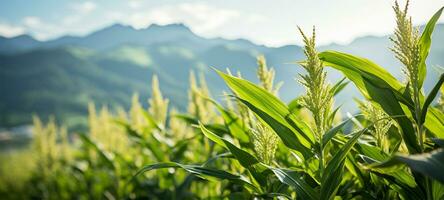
[148,75,169,126]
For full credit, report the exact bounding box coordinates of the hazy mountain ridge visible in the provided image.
[0,23,443,127]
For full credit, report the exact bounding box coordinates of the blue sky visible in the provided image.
[0,0,443,46]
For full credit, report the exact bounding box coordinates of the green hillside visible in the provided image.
[0,23,443,128]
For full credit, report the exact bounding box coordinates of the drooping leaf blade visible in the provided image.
[268,167,319,200]
[319,51,421,153]
[216,69,314,157]
[205,97,250,143]
[134,162,259,192]
[368,149,444,184]
[199,123,270,186]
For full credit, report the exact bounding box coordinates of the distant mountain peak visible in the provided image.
[96,23,135,33]
[11,34,35,40]
[0,34,38,42]
[146,23,192,31]
[108,23,133,30]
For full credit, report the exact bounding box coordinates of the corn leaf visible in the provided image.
[420,73,444,125]
[322,118,351,147]
[115,120,166,161]
[363,77,421,153]
[368,149,444,184]
[78,133,115,169]
[268,167,319,200]
[205,98,250,143]
[358,144,417,188]
[319,51,422,153]
[199,123,258,167]
[216,69,314,157]
[418,6,444,87]
[331,77,349,96]
[199,123,269,186]
[321,128,364,200]
[134,162,259,192]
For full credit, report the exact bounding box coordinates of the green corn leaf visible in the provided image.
[115,120,165,161]
[78,133,115,169]
[319,51,403,91]
[358,144,417,188]
[268,167,319,200]
[327,105,342,126]
[216,69,314,157]
[142,110,163,131]
[321,128,364,200]
[237,98,313,158]
[363,77,421,153]
[331,77,349,96]
[288,97,303,114]
[321,162,344,200]
[199,123,269,186]
[425,108,444,138]
[257,192,292,200]
[319,51,414,108]
[368,170,425,200]
[322,118,351,147]
[134,162,259,192]
[319,51,422,153]
[199,122,258,167]
[420,73,444,125]
[368,149,444,184]
[205,97,250,143]
[432,180,444,200]
[175,114,229,135]
[418,6,444,87]
[432,138,444,147]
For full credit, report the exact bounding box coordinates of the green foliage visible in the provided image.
[1,1,444,199]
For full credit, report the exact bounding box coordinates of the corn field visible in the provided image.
[1,1,444,199]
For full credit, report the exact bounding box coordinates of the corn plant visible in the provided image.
[2,1,444,199]
[136,1,444,200]
[318,1,444,199]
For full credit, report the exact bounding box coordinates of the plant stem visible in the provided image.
[319,138,324,177]
[413,82,424,151]
[426,177,432,200]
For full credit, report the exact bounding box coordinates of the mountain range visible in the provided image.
[1,23,443,128]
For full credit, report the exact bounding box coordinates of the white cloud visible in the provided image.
[124,2,260,35]
[72,1,97,14]
[5,0,441,46]
[22,16,60,40]
[23,16,42,28]
[129,1,142,9]
[0,22,25,37]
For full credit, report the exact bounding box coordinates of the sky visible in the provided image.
[0,0,443,47]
